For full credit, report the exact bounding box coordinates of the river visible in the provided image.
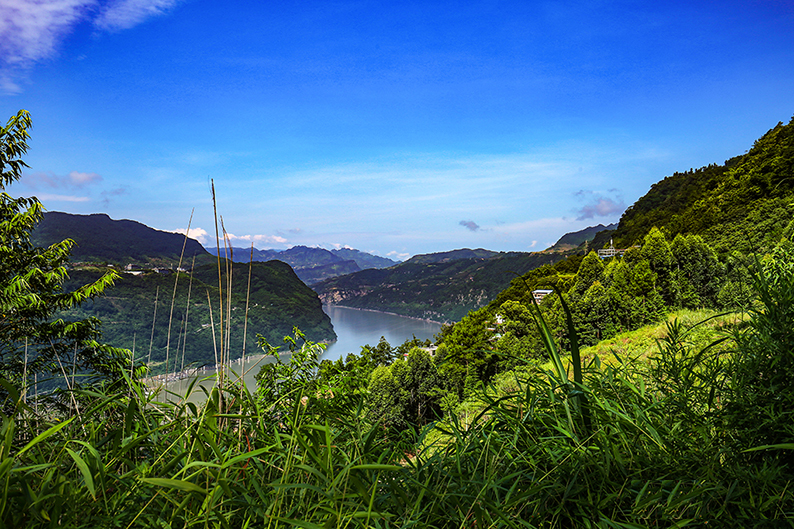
[152,305,442,401]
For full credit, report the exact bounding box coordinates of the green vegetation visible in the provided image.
[546,222,616,252]
[313,250,567,321]
[0,110,131,397]
[3,238,792,526]
[62,261,335,375]
[4,111,794,527]
[32,211,213,268]
[605,116,794,253]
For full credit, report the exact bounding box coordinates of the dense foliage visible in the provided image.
[1,110,131,398]
[609,116,794,253]
[2,240,792,527]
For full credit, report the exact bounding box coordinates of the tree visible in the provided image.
[1,110,128,407]
[641,227,675,304]
[572,251,604,296]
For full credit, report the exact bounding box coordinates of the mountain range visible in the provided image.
[31,212,212,267]
[207,245,397,284]
[33,210,615,326]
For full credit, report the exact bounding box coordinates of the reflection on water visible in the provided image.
[151,305,442,403]
[321,305,441,362]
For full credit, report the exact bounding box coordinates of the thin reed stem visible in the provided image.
[211,180,224,403]
[181,255,196,375]
[148,285,160,366]
[242,242,254,369]
[164,209,194,385]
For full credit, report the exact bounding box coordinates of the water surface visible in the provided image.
[153,305,442,402]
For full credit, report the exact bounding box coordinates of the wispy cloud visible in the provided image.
[459,220,480,232]
[94,0,181,32]
[0,0,181,92]
[0,0,94,92]
[23,170,103,189]
[35,193,90,202]
[574,190,625,221]
[100,186,128,206]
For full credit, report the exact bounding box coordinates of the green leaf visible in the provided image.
[18,418,73,457]
[65,447,96,500]
[140,477,207,494]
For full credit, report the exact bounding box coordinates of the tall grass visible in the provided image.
[4,240,794,526]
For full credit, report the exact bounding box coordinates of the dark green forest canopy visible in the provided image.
[604,116,794,252]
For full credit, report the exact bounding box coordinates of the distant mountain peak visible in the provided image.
[546,223,617,252]
[32,211,210,267]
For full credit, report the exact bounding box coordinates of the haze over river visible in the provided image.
[155,305,442,401]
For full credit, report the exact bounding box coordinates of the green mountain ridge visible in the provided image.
[312,250,567,322]
[595,116,794,253]
[32,212,212,267]
[548,223,617,251]
[64,260,335,374]
[31,212,336,373]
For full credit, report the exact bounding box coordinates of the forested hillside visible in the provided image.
[313,250,566,321]
[602,116,794,252]
[63,260,335,374]
[5,110,794,527]
[32,211,212,267]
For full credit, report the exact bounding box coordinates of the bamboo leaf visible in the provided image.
[65,447,96,500]
[140,477,207,494]
[18,418,73,457]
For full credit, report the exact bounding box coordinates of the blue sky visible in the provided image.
[2,0,793,260]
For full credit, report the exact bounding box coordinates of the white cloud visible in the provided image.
[0,0,181,92]
[35,193,90,202]
[225,233,288,245]
[171,226,209,243]
[94,0,181,32]
[0,0,94,67]
[68,170,102,185]
[387,250,411,261]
